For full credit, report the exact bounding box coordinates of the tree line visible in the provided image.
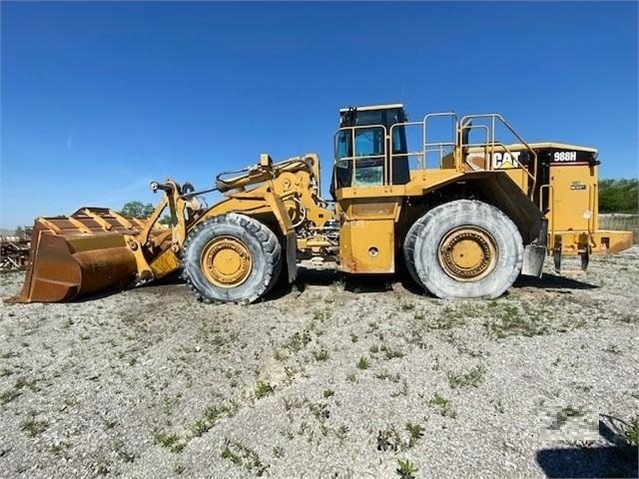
[598,179,638,214]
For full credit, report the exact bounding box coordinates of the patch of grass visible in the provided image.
[282,331,312,354]
[323,389,335,399]
[448,364,486,388]
[162,397,179,417]
[94,460,110,476]
[21,415,49,437]
[369,344,380,354]
[405,422,425,448]
[483,303,560,338]
[153,432,185,453]
[356,356,370,370]
[401,303,415,311]
[312,309,330,322]
[190,419,210,437]
[14,376,38,391]
[335,424,349,442]
[282,397,304,411]
[390,379,409,398]
[366,322,379,333]
[221,440,269,476]
[396,458,419,479]
[272,446,284,458]
[0,389,21,405]
[308,402,330,421]
[604,344,622,355]
[0,367,13,377]
[381,344,405,360]
[313,349,329,362]
[428,393,456,418]
[621,416,639,446]
[112,439,136,463]
[255,381,274,399]
[204,401,238,424]
[173,463,185,475]
[350,333,359,343]
[428,306,466,330]
[221,445,242,464]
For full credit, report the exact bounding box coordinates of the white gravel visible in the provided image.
[1,248,638,478]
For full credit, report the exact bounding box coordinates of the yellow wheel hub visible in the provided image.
[201,236,252,288]
[438,227,497,282]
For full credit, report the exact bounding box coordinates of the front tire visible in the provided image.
[182,213,282,303]
[403,200,523,299]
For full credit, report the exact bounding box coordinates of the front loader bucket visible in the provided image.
[6,208,146,304]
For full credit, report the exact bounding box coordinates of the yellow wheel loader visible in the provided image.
[7,104,634,304]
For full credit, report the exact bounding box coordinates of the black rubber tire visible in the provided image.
[403,200,523,299]
[182,213,282,303]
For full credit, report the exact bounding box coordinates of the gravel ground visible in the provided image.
[1,248,638,479]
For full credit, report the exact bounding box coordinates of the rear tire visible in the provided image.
[403,200,523,299]
[182,213,282,303]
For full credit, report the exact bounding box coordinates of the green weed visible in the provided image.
[448,364,486,388]
[356,356,370,370]
[396,458,419,479]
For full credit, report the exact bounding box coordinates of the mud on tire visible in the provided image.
[182,213,282,304]
[403,200,523,299]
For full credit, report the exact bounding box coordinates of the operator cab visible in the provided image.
[331,104,410,198]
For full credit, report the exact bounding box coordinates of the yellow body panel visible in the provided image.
[547,165,598,233]
[339,218,395,273]
[338,198,399,273]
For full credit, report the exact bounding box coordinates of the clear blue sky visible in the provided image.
[1,1,637,229]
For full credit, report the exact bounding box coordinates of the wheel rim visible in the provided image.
[438,226,497,282]
[201,236,252,288]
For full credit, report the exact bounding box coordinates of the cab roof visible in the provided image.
[339,103,404,113]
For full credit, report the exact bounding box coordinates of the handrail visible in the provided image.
[423,112,457,168]
[331,112,538,196]
[389,121,425,171]
[540,184,554,245]
[460,114,538,198]
[458,124,490,170]
[334,124,388,185]
[588,183,596,234]
[389,112,457,170]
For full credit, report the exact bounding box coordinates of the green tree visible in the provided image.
[120,201,155,219]
[599,179,638,213]
[159,214,173,225]
[14,226,25,236]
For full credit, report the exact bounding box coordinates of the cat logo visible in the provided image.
[491,151,522,169]
[465,151,522,170]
